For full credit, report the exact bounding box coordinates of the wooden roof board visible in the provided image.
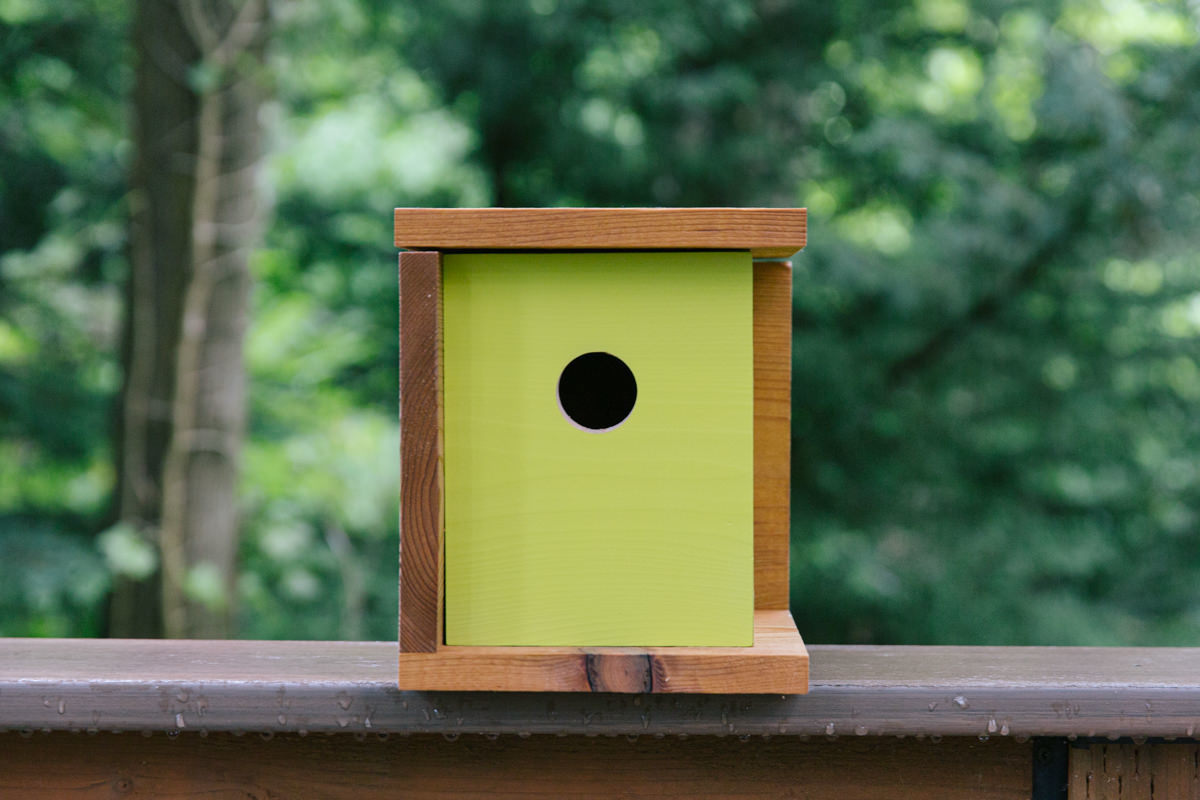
[394,207,807,258]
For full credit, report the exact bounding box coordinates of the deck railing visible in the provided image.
[3,639,1199,797]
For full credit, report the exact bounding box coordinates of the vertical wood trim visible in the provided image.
[1151,743,1200,799]
[1069,742,1200,800]
[753,260,792,610]
[399,251,442,653]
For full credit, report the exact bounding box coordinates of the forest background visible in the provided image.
[2,0,1199,644]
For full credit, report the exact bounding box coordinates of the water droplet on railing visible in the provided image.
[175,713,186,729]
[987,719,998,734]
[442,732,459,742]
[854,725,869,736]
[953,696,969,709]
[825,723,836,736]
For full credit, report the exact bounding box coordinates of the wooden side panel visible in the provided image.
[398,251,442,653]
[398,610,808,694]
[395,207,808,258]
[1069,743,1200,800]
[0,733,1031,800]
[753,260,792,610]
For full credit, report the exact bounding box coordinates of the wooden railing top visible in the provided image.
[3,639,1200,738]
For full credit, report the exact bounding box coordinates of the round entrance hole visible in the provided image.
[556,352,637,432]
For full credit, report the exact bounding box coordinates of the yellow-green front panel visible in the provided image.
[443,251,754,646]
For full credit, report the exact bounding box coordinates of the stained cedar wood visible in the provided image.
[398,609,808,694]
[397,250,801,689]
[394,207,807,258]
[752,260,791,609]
[1069,743,1200,799]
[0,735,1030,800]
[398,251,441,653]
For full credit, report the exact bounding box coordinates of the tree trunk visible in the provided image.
[111,0,268,638]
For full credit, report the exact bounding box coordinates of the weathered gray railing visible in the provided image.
[2,640,1199,797]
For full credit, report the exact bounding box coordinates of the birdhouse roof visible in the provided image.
[394,208,806,259]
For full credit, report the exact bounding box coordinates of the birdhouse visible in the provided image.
[395,208,808,693]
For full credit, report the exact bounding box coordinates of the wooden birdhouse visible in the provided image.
[395,208,808,694]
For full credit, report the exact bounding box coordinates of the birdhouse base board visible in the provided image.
[397,610,808,694]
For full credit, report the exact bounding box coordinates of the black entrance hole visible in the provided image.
[556,352,637,432]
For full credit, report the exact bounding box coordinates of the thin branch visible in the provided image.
[884,183,1094,390]
[211,0,265,68]
[179,0,219,54]
[180,0,264,70]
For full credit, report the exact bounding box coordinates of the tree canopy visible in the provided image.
[1,0,1198,643]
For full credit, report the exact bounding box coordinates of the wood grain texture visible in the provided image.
[753,260,792,609]
[398,251,442,653]
[0,733,1031,800]
[8,641,1200,736]
[399,609,808,693]
[1069,743,1200,799]
[394,207,807,258]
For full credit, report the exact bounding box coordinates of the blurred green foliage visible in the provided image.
[1,0,1198,643]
